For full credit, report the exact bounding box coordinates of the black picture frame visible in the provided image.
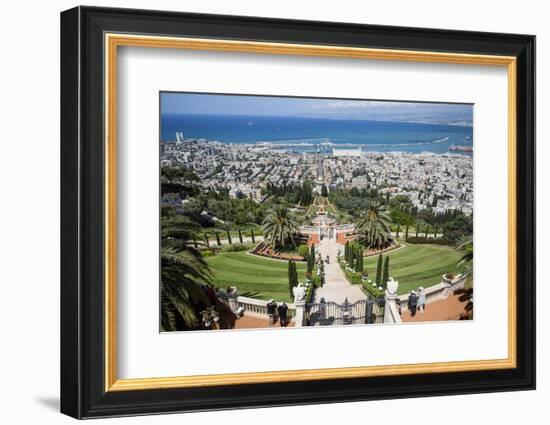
[61,5,536,419]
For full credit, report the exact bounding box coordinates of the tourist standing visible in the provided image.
[408,291,418,317]
[418,287,427,314]
[396,298,402,316]
[266,299,277,326]
[277,302,288,327]
[319,297,327,325]
[205,285,218,303]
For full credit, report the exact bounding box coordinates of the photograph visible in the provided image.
[159,93,474,331]
[57,5,536,419]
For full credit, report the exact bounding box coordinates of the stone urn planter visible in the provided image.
[386,277,399,295]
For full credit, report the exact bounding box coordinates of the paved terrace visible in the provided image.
[401,293,468,323]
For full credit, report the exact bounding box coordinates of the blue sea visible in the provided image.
[161,114,473,154]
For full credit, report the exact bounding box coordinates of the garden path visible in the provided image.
[313,235,367,304]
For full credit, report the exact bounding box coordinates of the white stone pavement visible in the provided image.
[313,235,367,304]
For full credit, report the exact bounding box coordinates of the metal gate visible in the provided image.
[306,297,385,326]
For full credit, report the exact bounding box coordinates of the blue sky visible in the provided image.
[161,92,473,126]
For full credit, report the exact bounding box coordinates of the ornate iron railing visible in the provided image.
[305,297,384,326]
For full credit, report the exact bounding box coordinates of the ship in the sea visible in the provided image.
[449,137,473,153]
[449,145,473,152]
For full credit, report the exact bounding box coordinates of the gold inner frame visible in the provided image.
[104,33,517,392]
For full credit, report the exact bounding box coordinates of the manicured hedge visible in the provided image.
[405,237,456,246]
[361,281,384,298]
[339,259,384,298]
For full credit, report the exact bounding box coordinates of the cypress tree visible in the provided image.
[310,244,316,263]
[251,228,255,243]
[382,256,390,288]
[376,254,383,286]
[355,246,363,273]
[307,249,314,274]
[215,231,221,246]
[344,242,349,263]
[238,229,243,243]
[226,230,232,244]
[288,260,295,297]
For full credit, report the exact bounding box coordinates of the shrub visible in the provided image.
[221,242,255,252]
[202,250,214,257]
[311,275,321,287]
[297,244,310,258]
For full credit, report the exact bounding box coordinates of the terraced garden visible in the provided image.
[205,251,307,302]
[364,243,466,295]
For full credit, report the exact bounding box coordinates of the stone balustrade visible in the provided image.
[383,298,402,324]
[235,295,296,318]
[299,226,320,233]
[334,224,356,232]
[397,273,469,311]
[300,224,357,233]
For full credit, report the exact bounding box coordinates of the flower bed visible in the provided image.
[252,242,306,261]
[363,241,401,257]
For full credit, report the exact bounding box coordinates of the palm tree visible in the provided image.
[457,235,473,266]
[262,206,300,249]
[355,202,392,250]
[456,235,473,320]
[161,209,235,331]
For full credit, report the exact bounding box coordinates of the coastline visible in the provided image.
[160,113,473,155]
[161,137,473,157]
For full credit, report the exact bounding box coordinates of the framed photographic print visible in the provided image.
[60,6,536,419]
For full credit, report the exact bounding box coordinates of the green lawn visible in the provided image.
[205,251,306,302]
[364,243,465,295]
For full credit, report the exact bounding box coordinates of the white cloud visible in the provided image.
[314,100,420,109]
